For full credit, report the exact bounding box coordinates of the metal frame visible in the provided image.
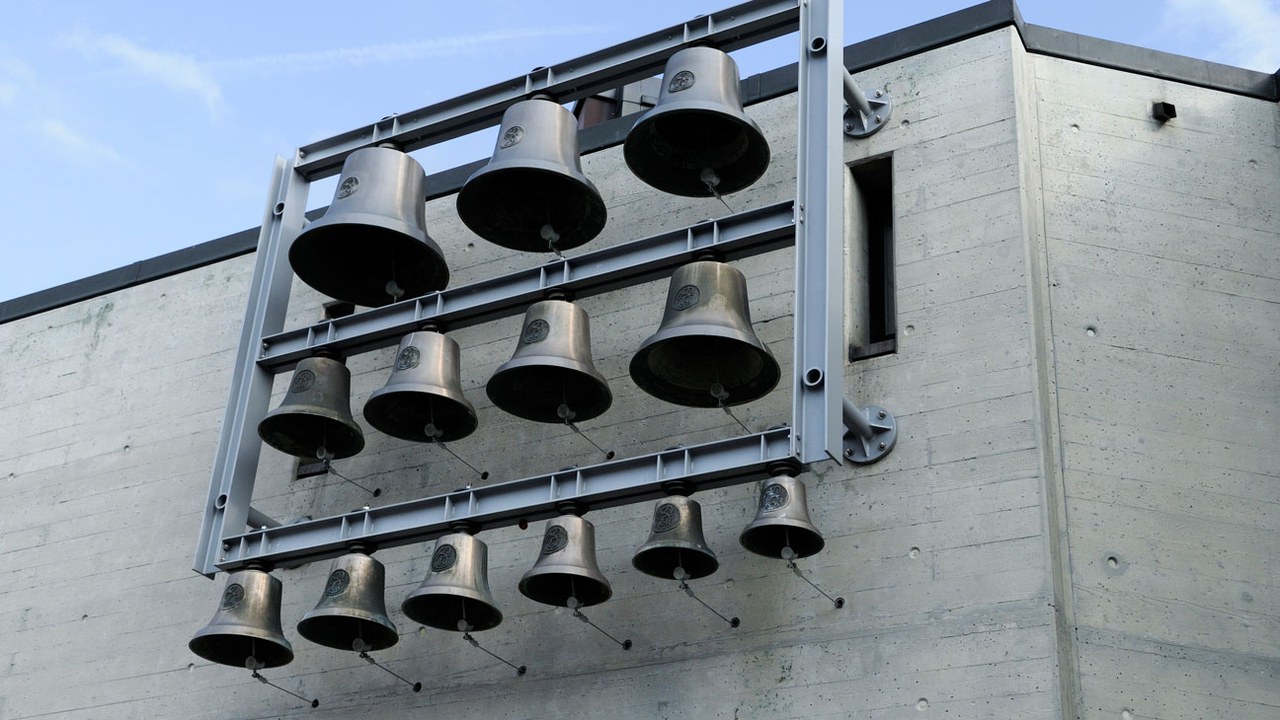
[195,0,889,577]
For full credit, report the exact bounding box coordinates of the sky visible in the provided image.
[1,0,1277,303]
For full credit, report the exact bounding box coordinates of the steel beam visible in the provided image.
[293,0,801,181]
[258,201,796,370]
[215,428,791,571]
[792,0,845,464]
[193,158,309,577]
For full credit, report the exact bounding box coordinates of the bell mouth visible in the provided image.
[629,331,779,408]
[289,219,450,307]
[189,629,295,669]
[486,361,613,424]
[457,164,607,253]
[296,613,400,653]
[632,545,720,580]
[624,103,770,197]
[517,571,612,608]
[258,412,365,459]
[401,594,504,632]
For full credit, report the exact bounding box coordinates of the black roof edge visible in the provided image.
[4,0,1275,325]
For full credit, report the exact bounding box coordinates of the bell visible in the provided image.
[364,331,478,442]
[739,472,825,559]
[487,299,612,423]
[189,568,294,669]
[290,146,449,307]
[258,356,365,459]
[296,551,399,652]
[457,98,606,253]
[402,533,503,632]
[624,46,770,197]
[632,494,719,580]
[630,260,779,407]
[519,514,612,608]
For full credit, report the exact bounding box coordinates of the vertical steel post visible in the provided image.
[792,0,845,463]
[192,156,310,577]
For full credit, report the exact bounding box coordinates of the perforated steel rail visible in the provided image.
[194,0,852,577]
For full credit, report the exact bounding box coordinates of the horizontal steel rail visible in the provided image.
[294,0,801,180]
[215,427,791,571]
[259,200,796,370]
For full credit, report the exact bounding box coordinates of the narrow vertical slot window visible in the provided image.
[846,156,895,361]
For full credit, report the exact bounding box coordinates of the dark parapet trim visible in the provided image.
[5,0,1275,324]
[1022,24,1278,101]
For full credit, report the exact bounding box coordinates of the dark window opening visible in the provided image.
[848,156,896,361]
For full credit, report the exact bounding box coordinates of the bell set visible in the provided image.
[192,468,828,669]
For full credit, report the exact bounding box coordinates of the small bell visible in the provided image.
[189,568,294,669]
[632,494,719,580]
[258,356,364,459]
[740,472,825,559]
[296,551,399,652]
[402,532,503,632]
[290,145,449,307]
[457,98,607,253]
[364,331,478,442]
[487,300,612,424]
[630,261,779,408]
[519,514,611,608]
[624,46,770,197]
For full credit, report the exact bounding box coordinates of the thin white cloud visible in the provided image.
[0,57,35,109]
[37,118,124,165]
[63,29,224,114]
[209,26,609,75]
[1160,0,1280,71]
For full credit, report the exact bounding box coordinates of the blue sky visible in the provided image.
[2,0,1277,302]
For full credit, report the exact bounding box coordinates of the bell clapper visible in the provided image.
[559,403,615,460]
[459,622,528,676]
[352,638,422,692]
[540,224,563,258]
[711,382,751,434]
[385,280,406,303]
[674,567,741,629]
[700,168,734,213]
[781,546,845,609]
[567,596,632,650]
[248,661,320,709]
[319,452,381,497]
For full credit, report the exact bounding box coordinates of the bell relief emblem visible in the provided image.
[500,125,525,148]
[290,369,316,394]
[760,482,790,512]
[668,70,696,93]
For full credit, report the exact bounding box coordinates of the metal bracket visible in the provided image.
[841,399,896,464]
[841,71,892,138]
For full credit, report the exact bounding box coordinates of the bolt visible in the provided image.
[878,410,886,419]
[875,89,883,98]
[844,448,854,458]
[878,442,886,449]
[874,115,882,123]
[845,122,854,132]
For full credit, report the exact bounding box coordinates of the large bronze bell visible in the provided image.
[519,514,611,608]
[457,98,606,253]
[258,356,364,459]
[290,146,449,307]
[630,260,779,407]
[364,331,477,442]
[487,300,612,423]
[632,494,719,580]
[739,472,825,559]
[296,551,399,652]
[402,532,503,632]
[624,46,770,197]
[189,568,294,669]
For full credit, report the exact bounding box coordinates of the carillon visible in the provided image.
[290,146,449,307]
[364,331,478,443]
[630,260,779,408]
[258,355,364,460]
[296,550,398,652]
[402,531,503,632]
[487,299,612,425]
[624,46,770,198]
[457,98,607,253]
[189,568,293,669]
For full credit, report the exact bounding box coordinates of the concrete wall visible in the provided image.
[0,23,1276,720]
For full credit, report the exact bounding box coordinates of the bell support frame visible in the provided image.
[194,0,891,578]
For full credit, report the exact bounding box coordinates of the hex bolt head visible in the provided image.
[878,442,886,449]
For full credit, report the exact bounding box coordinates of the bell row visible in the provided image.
[291,46,772,308]
[190,470,823,670]
[259,259,780,461]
